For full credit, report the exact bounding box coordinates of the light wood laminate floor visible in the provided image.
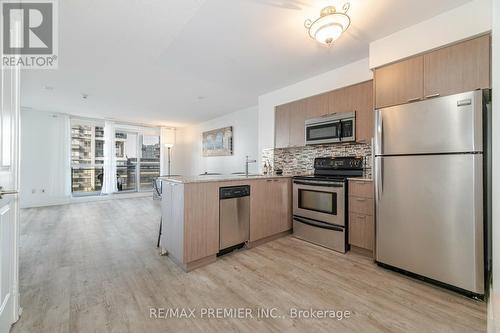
[11,198,485,332]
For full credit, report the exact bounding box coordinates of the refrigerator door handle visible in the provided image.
[376,157,383,199]
[375,110,383,155]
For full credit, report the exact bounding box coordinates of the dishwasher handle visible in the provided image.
[220,185,251,199]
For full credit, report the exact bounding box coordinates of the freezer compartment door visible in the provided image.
[375,90,483,155]
[375,154,484,294]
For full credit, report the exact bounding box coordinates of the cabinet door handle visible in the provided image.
[357,215,365,220]
[355,197,366,202]
[407,97,421,103]
[424,93,440,99]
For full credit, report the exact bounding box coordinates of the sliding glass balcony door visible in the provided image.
[139,135,160,190]
[71,121,105,196]
[114,132,160,192]
[115,130,138,192]
[70,119,161,195]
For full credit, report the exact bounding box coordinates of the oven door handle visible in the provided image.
[293,181,344,187]
[293,217,344,232]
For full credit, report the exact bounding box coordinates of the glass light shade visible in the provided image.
[314,24,343,45]
[307,12,350,45]
[161,128,175,148]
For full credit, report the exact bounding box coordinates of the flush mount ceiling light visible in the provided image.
[304,2,351,46]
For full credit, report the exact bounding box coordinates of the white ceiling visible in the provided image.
[21,0,472,126]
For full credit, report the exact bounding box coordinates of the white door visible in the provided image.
[0,61,21,330]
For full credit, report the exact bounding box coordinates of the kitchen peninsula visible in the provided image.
[159,175,292,271]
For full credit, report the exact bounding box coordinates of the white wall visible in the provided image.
[20,110,70,207]
[257,57,373,164]
[257,0,493,166]
[369,0,492,68]
[177,106,259,176]
[20,110,162,207]
[490,0,500,330]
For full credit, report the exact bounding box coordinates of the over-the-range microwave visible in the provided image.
[304,112,356,145]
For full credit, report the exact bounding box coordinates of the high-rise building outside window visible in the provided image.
[140,135,160,190]
[70,118,160,195]
[71,120,105,196]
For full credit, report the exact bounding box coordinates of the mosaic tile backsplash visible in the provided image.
[262,142,373,178]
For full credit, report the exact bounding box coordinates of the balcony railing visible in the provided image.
[71,161,160,195]
[71,166,103,196]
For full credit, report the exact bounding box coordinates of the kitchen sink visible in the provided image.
[231,172,262,177]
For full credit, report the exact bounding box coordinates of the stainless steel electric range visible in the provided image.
[292,156,364,253]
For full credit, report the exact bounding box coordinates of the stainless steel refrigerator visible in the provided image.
[374,90,490,296]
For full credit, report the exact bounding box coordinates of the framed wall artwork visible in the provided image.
[202,126,233,156]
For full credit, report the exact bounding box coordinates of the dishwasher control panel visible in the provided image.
[219,185,250,199]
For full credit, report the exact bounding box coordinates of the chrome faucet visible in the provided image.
[245,156,256,177]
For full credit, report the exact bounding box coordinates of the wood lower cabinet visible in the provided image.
[349,197,374,216]
[374,56,424,109]
[183,182,220,263]
[348,180,374,253]
[349,213,374,251]
[250,178,292,242]
[161,177,292,271]
[423,34,490,98]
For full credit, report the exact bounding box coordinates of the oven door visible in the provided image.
[293,180,345,226]
[305,121,341,145]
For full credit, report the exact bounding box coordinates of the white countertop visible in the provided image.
[158,174,293,184]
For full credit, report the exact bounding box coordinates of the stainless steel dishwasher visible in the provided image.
[219,185,250,253]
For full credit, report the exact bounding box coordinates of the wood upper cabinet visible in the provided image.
[423,35,490,98]
[288,99,307,147]
[306,92,329,119]
[330,81,374,142]
[274,80,374,148]
[374,34,491,109]
[352,81,374,143]
[275,104,290,149]
[374,56,424,108]
[329,86,350,113]
[250,178,292,242]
